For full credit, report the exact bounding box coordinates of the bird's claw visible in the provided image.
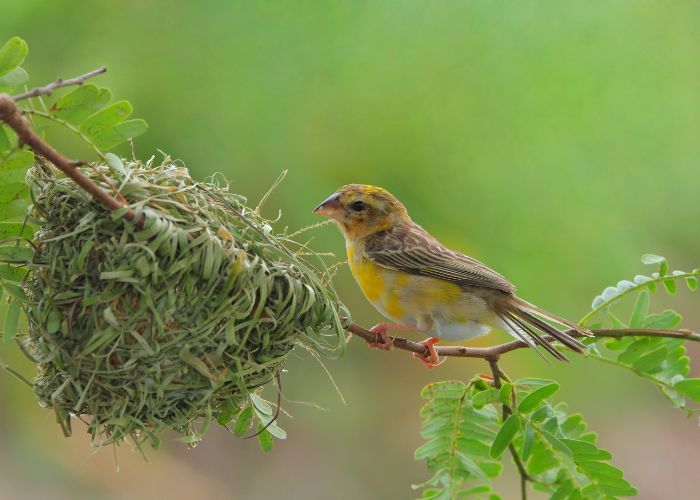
[367,323,394,351]
[413,337,442,369]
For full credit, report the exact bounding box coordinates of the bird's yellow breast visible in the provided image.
[347,244,464,322]
[347,245,387,303]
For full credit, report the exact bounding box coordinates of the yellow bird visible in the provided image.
[314,184,590,368]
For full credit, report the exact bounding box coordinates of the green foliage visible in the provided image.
[218,395,286,452]
[513,379,637,499]
[582,255,700,411]
[0,36,28,92]
[0,36,148,225]
[416,379,637,499]
[585,254,698,316]
[415,380,504,499]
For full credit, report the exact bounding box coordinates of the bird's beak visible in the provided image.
[314,192,342,219]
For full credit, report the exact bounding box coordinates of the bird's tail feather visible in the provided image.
[496,297,591,362]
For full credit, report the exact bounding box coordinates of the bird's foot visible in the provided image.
[367,323,394,351]
[413,337,443,369]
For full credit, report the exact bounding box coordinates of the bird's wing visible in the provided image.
[364,223,516,293]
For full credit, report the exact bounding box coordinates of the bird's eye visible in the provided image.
[349,200,368,212]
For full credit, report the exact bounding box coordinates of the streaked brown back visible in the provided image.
[364,222,516,293]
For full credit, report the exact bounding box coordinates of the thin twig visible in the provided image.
[0,94,136,221]
[346,322,700,360]
[488,358,530,500]
[12,67,107,101]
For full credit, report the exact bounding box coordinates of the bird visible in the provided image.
[314,184,591,368]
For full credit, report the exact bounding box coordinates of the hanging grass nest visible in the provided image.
[19,157,348,448]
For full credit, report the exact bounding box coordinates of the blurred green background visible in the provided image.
[2,1,700,498]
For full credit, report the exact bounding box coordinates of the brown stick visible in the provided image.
[346,322,700,360]
[0,94,136,221]
[12,67,107,101]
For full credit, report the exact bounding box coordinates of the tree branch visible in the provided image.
[346,322,700,359]
[0,94,136,221]
[12,67,107,101]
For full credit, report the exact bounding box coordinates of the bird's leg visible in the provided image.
[413,337,442,369]
[367,323,417,351]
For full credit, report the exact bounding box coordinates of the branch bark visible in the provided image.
[0,93,136,221]
[346,322,700,360]
[12,67,107,101]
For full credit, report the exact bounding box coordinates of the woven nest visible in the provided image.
[19,158,347,447]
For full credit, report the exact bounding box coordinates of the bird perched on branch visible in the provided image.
[314,184,591,368]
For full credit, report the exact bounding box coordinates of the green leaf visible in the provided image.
[674,379,700,402]
[105,153,126,175]
[0,67,28,88]
[632,345,667,373]
[0,222,33,240]
[257,425,274,452]
[0,126,11,152]
[686,276,698,291]
[472,388,500,408]
[115,119,148,141]
[250,393,272,415]
[80,101,133,141]
[642,310,682,329]
[0,198,29,221]
[421,380,467,400]
[261,419,286,440]
[232,406,253,437]
[0,182,28,204]
[521,423,535,461]
[52,84,112,125]
[88,119,148,150]
[0,37,28,78]
[560,438,611,461]
[517,383,560,414]
[477,460,503,478]
[490,415,520,458]
[526,436,558,474]
[663,278,676,295]
[641,253,666,266]
[456,452,489,481]
[0,264,26,281]
[541,429,572,457]
[499,383,512,405]
[0,245,33,262]
[3,300,20,343]
[415,437,451,460]
[0,149,34,184]
[515,377,557,388]
[628,290,649,328]
[46,309,61,334]
[578,460,624,479]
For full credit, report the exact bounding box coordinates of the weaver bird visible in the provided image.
[314,184,591,368]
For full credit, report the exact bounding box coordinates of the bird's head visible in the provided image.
[314,184,409,240]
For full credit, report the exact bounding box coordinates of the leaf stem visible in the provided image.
[22,109,105,159]
[579,271,700,326]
